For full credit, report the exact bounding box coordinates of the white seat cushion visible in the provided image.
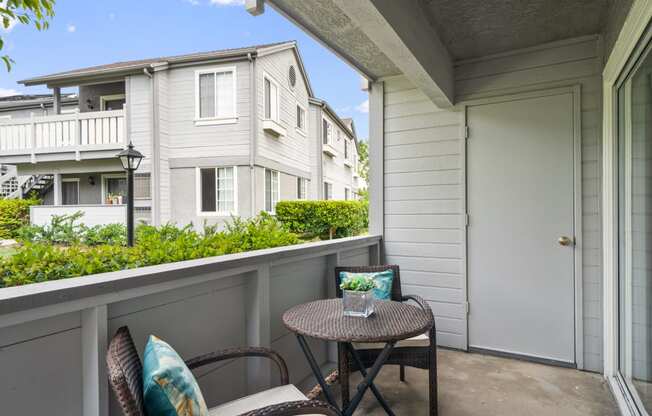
[208,384,311,416]
[353,332,430,350]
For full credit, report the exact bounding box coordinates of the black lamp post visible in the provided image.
[116,142,144,246]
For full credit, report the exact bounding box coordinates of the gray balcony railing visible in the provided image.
[0,234,382,416]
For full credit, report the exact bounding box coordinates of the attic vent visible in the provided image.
[288,65,297,88]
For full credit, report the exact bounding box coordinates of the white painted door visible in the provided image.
[467,92,576,364]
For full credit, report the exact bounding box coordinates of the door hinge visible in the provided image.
[464,125,470,139]
[464,213,470,227]
[464,302,470,315]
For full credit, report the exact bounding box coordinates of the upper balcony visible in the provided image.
[0,109,126,164]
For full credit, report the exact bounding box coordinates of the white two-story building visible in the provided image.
[0,41,362,227]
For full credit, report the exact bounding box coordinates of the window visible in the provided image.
[197,167,237,215]
[265,169,280,212]
[102,174,127,203]
[264,75,279,121]
[195,67,236,124]
[296,105,306,131]
[134,173,151,199]
[322,119,332,144]
[100,94,126,111]
[323,182,332,200]
[61,179,79,205]
[344,187,350,201]
[344,139,349,160]
[297,177,309,200]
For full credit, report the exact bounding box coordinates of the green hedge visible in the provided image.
[0,213,299,287]
[275,200,368,239]
[0,198,40,239]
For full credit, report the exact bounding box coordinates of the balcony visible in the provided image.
[30,204,127,227]
[0,109,126,164]
[322,141,337,157]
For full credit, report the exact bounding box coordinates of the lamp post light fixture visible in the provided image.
[116,142,144,247]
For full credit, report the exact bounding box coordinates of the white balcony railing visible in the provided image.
[0,109,126,157]
[30,205,127,227]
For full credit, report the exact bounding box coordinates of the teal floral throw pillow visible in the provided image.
[143,335,208,416]
[340,269,394,300]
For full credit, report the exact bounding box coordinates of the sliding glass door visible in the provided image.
[618,39,652,414]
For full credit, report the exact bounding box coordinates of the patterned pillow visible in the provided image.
[143,335,208,416]
[340,269,394,300]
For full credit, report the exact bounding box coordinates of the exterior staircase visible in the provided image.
[20,174,54,199]
[0,165,53,199]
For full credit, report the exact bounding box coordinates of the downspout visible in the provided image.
[248,52,257,217]
[143,66,160,226]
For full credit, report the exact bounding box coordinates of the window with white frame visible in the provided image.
[297,177,309,200]
[197,167,237,215]
[322,119,332,145]
[265,169,280,213]
[344,139,349,160]
[296,104,306,131]
[195,67,236,123]
[264,75,279,122]
[344,187,351,201]
[323,182,333,200]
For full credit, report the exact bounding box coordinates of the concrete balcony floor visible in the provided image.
[323,349,617,415]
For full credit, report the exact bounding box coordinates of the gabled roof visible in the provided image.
[309,97,357,146]
[0,93,78,111]
[18,41,313,96]
[340,117,356,137]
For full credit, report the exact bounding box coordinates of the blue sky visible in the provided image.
[0,0,369,138]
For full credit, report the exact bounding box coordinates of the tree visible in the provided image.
[357,139,369,182]
[1,0,56,71]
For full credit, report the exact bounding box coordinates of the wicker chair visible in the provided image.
[106,326,339,416]
[335,265,438,416]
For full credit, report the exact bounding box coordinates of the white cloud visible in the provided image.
[183,0,200,5]
[355,99,369,113]
[0,88,20,97]
[336,106,351,113]
[67,24,76,33]
[108,13,116,20]
[210,0,245,5]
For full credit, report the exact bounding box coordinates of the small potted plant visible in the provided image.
[340,275,377,317]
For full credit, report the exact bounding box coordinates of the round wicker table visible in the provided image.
[283,298,434,416]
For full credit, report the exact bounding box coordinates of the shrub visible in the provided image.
[16,211,127,246]
[0,198,40,239]
[0,213,299,287]
[275,200,368,239]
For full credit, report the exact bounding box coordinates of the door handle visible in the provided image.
[558,236,574,246]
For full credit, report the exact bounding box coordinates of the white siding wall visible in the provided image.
[382,36,603,370]
[321,111,357,200]
[127,74,153,171]
[255,49,311,173]
[382,76,466,350]
[167,61,251,159]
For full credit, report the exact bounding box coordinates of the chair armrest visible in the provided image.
[185,346,289,385]
[402,294,435,322]
[239,400,340,416]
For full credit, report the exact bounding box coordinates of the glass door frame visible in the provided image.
[605,5,652,414]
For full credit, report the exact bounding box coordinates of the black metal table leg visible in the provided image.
[296,334,342,414]
[345,343,396,416]
[343,341,395,416]
[296,334,397,416]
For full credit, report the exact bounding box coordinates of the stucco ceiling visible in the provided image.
[268,0,401,78]
[420,0,613,60]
